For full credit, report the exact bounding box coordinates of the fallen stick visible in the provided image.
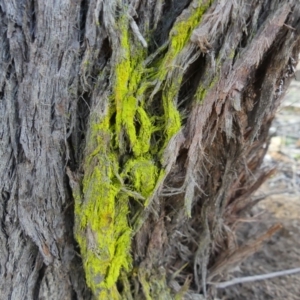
[211,267,300,289]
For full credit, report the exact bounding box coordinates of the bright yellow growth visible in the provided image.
[74,116,131,299]
[154,1,211,146]
[122,157,158,199]
[74,2,212,299]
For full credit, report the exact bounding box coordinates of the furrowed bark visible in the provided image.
[0,1,91,299]
[0,0,299,299]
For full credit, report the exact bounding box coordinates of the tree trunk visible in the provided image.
[0,0,299,299]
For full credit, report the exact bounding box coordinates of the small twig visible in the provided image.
[279,97,300,111]
[211,267,300,289]
[129,16,148,48]
[208,224,282,281]
[253,189,297,200]
[283,23,296,31]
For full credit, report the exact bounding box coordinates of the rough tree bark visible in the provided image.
[0,0,299,299]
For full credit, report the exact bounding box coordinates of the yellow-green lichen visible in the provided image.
[195,72,219,103]
[74,115,132,299]
[122,157,159,199]
[151,1,211,146]
[229,49,236,59]
[114,17,157,157]
[74,2,213,299]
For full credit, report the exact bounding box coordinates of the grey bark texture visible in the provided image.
[0,0,299,299]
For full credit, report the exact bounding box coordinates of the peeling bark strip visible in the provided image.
[0,1,299,300]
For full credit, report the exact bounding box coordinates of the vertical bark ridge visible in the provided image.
[0,0,91,299]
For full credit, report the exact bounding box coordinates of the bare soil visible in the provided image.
[217,81,300,300]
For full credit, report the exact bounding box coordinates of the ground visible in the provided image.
[217,78,300,299]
